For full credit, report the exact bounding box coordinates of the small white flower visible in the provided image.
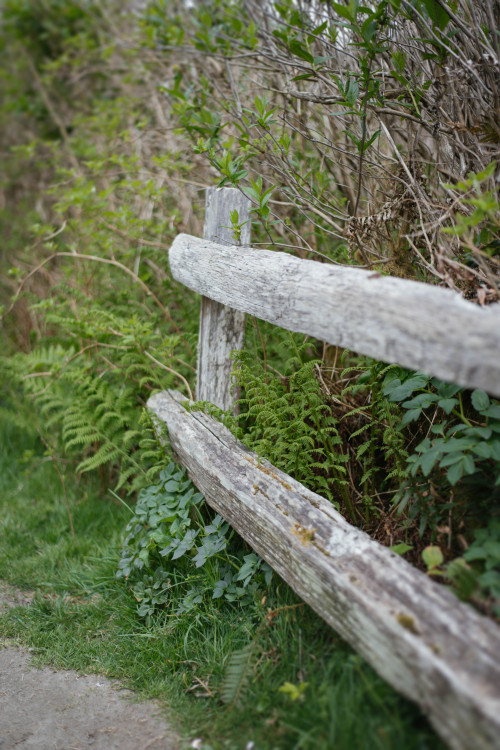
[246,743,255,750]
[190,740,203,749]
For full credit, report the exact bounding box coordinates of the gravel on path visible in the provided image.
[0,583,180,750]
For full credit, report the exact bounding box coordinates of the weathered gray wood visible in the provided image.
[170,234,500,397]
[149,389,500,750]
[196,188,251,410]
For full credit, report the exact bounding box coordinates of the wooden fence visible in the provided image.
[148,187,500,750]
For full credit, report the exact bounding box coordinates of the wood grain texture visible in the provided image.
[196,188,251,410]
[170,234,500,397]
[148,389,500,750]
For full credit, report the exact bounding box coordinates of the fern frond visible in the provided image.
[360,467,377,485]
[114,465,137,491]
[220,641,258,707]
[77,443,122,473]
[65,430,101,450]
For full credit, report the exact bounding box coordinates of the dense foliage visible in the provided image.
[116,461,273,622]
[0,0,499,632]
[0,421,444,750]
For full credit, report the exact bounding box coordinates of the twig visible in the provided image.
[144,351,194,400]
[2,251,193,356]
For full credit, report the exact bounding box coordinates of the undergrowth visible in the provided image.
[0,421,443,750]
[0,2,499,745]
[192,324,500,615]
[115,461,273,622]
[0,0,498,610]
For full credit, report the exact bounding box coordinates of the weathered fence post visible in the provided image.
[196,187,251,410]
[148,201,500,750]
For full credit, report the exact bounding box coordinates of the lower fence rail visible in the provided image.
[149,389,500,750]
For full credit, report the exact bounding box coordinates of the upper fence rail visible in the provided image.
[148,187,500,750]
[169,232,500,398]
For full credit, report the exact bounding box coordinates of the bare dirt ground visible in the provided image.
[0,583,180,750]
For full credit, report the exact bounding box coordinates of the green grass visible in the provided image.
[0,417,444,750]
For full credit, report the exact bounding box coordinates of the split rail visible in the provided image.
[148,187,500,750]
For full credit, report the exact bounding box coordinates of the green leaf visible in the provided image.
[439,452,465,468]
[331,1,357,22]
[420,0,451,30]
[360,17,377,43]
[478,570,500,595]
[433,381,461,398]
[420,445,442,476]
[403,393,438,409]
[363,128,381,150]
[312,21,328,36]
[447,460,465,485]
[440,437,476,452]
[446,558,478,599]
[422,545,444,570]
[289,39,314,63]
[383,374,429,401]
[391,50,406,73]
[172,529,199,560]
[437,397,458,414]
[463,453,476,474]
[389,542,413,555]
[220,642,257,707]
[212,578,229,598]
[472,443,492,459]
[471,390,490,413]
[345,80,359,107]
[162,479,180,492]
[481,404,500,420]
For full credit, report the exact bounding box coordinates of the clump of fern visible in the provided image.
[0,289,196,493]
[212,340,413,532]
[228,342,350,512]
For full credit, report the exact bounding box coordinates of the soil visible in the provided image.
[0,583,181,750]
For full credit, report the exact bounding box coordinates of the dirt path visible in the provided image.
[0,583,180,750]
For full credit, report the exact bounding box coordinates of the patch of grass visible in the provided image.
[0,420,443,750]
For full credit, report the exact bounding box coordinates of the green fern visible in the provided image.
[228,347,350,511]
[220,641,259,707]
[0,328,179,492]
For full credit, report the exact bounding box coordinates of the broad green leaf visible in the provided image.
[472,443,492,459]
[471,390,490,412]
[420,446,441,476]
[383,374,429,401]
[437,397,458,414]
[403,393,438,409]
[422,545,444,569]
[361,18,377,43]
[481,404,500,420]
[463,453,476,474]
[447,460,465,485]
[439,452,465,468]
